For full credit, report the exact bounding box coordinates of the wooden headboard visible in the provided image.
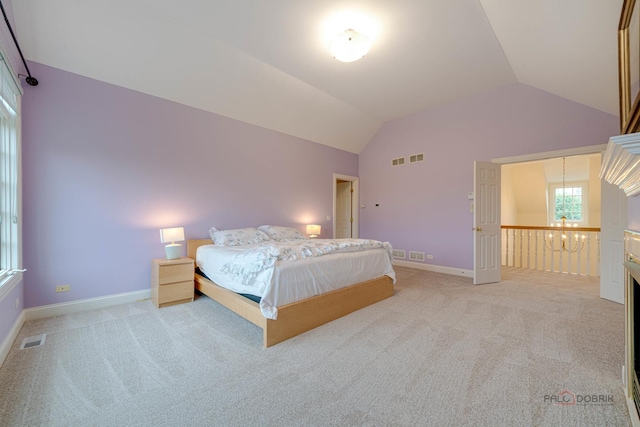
[187,239,211,260]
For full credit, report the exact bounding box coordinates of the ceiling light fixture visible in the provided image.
[330,29,371,62]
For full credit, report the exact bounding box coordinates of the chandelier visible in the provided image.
[544,157,586,253]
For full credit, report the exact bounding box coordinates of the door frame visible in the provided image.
[492,143,614,296]
[333,173,359,239]
[491,145,607,165]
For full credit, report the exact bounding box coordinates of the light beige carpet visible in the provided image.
[0,267,631,426]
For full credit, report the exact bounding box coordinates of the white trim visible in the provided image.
[492,144,607,164]
[393,260,473,277]
[0,271,21,300]
[23,289,151,321]
[0,308,24,368]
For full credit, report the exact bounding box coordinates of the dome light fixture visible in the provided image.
[330,29,371,62]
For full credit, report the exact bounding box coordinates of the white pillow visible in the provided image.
[257,225,306,241]
[209,227,270,246]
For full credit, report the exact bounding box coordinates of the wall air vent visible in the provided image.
[409,153,424,163]
[392,157,406,167]
[392,249,406,259]
[20,334,46,350]
[409,251,425,261]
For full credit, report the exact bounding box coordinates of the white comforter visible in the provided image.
[196,238,396,319]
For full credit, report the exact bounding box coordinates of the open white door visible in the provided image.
[600,179,627,304]
[474,161,501,284]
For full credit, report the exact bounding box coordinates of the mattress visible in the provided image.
[196,238,396,320]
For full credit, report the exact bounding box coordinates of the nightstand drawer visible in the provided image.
[158,263,193,285]
[157,281,193,306]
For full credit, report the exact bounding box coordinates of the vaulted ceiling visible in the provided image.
[11,0,623,153]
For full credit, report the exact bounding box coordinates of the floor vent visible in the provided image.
[409,251,425,261]
[392,157,405,166]
[410,153,424,163]
[20,334,46,350]
[392,249,406,259]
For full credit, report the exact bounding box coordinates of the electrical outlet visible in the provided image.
[426,255,434,259]
[55,285,71,293]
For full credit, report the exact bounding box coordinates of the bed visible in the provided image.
[187,225,396,347]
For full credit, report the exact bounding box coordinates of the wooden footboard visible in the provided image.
[263,275,393,347]
[188,239,394,347]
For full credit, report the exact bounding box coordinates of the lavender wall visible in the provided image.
[21,62,358,308]
[359,83,619,271]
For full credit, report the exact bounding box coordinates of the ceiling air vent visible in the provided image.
[409,251,425,261]
[392,157,405,167]
[410,153,424,163]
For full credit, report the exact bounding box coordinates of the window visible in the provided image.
[0,49,22,289]
[548,181,589,226]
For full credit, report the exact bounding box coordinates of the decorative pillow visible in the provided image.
[209,227,270,247]
[257,225,306,241]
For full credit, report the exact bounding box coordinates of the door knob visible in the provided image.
[473,227,482,232]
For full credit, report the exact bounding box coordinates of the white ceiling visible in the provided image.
[11,0,623,153]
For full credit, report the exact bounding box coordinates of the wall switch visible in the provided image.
[15,297,19,308]
[56,285,71,293]
[468,192,474,200]
[361,204,366,208]
[326,215,331,221]
[470,201,474,214]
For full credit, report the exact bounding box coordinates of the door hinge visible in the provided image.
[350,218,354,222]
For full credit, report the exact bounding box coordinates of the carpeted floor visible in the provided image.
[0,267,631,426]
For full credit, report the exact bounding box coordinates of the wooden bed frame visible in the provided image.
[187,239,394,347]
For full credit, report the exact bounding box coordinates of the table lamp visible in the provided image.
[160,227,185,259]
[306,224,321,238]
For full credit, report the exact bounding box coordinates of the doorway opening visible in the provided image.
[489,143,625,303]
[500,153,602,276]
[333,174,359,239]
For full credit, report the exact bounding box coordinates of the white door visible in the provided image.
[474,161,501,284]
[600,179,627,304]
[336,181,352,238]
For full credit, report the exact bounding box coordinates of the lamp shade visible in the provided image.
[330,29,371,62]
[159,227,185,244]
[306,224,321,237]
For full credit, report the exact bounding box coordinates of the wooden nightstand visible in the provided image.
[151,257,195,308]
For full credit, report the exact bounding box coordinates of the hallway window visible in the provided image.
[548,182,588,226]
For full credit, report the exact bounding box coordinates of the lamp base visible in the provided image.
[165,243,182,260]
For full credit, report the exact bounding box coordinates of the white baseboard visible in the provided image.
[393,260,473,277]
[0,309,25,368]
[23,289,151,321]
